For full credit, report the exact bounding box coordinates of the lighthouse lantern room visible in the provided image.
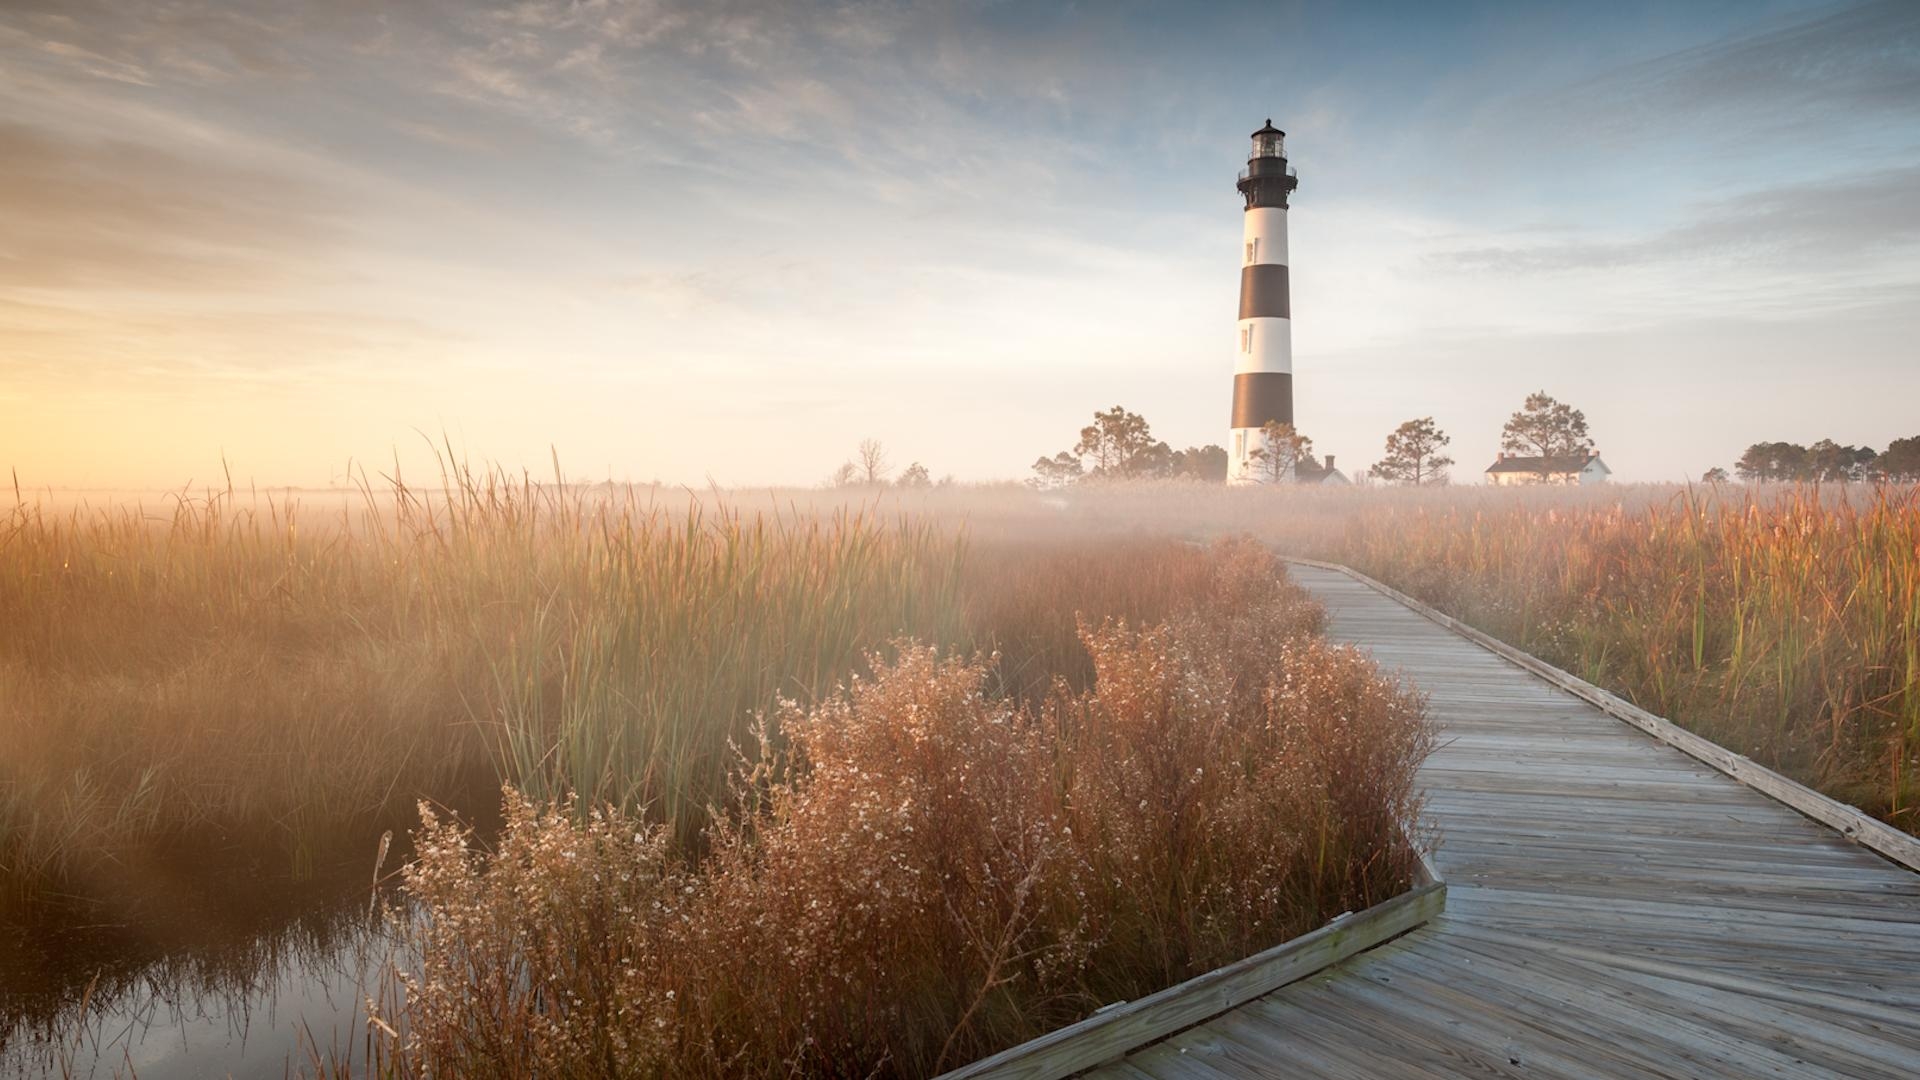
[1227,120,1299,484]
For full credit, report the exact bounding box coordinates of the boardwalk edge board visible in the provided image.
[938,832,1444,1080]
[1282,556,1920,874]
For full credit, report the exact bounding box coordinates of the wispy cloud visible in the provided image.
[1433,165,1920,277]
[1,0,1917,487]
[0,123,348,294]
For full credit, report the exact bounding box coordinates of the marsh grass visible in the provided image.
[0,483,494,895]
[372,539,1430,1078]
[0,468,968,896]
[1320,484,1920,829]
[18,466,1908,1076]
[0,468,1301,902]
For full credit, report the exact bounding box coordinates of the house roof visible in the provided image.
[1485,453,1607,475]
[1295,463,1349,485]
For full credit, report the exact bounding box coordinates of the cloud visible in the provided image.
[2,0,1916,487]
[0,294,462,387]
[1602,1,1920,121]
[1433,164,1920,276]
[1474,0,1920,156]
[0,122,345,292]
[1,0,316,86]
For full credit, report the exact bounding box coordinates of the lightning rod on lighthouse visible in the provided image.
[1227,120,1299,484]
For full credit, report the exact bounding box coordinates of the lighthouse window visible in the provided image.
[1246,238,1259,264]
[1235,431,1247,458]
[1241,325,1253,352]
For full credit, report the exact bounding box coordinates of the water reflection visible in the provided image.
[2,838,422,1079]
[10,917,398,1078]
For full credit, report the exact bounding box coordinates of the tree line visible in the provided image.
[840,402,1917,489]
[1722,437,1920,483]
[1030,406,1230,485]
[1028,390,1603,488]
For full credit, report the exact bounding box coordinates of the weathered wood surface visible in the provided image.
[939,878,1443,1080]
[1085,564,1920,1079]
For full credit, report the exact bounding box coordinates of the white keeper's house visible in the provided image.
[1484,452,1611,486]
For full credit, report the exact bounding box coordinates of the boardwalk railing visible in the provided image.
[938,834,1444,1080]
[1283,556,1920,874]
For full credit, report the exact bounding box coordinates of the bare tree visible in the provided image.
[1247,421,1312,484]
[897,462,931,489]
[856,439,890,485]
[829,461,859,488]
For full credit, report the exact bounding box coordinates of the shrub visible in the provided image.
[374,540,1430,1078]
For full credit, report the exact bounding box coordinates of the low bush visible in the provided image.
[375,539,1430,1078]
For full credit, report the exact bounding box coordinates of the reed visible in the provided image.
[0,467,968,894]
[370,539,1430,1078]
[0,467,1318,901]
[1314,484,1920,830]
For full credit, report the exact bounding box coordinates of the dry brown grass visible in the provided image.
[788,478,1920,833]
[1317,484,1920,830]
[372,538,1430,1078]
[0,475,972,901]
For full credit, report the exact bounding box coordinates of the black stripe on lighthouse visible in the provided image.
[1231,372,1293,429]
[1237,263,1290,320]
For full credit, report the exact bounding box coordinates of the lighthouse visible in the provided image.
[1227,120,1299,484]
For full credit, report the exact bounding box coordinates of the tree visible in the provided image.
[1876,436,1920,482]
[1073,406,1172,479]
[1701,466,1730,484]
[1806,439,1876,483]
[856,439,890,485]
[1171,444,1229,483]
[1736,442,1808,482]
[1028,452,1083,490]
[1501,391,1595,480]
[1369,417,1454,486]
[897,462,931,489]
[1247,421,1311,484]
[828,461,859,487]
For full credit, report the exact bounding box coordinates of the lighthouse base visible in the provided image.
[1227,426,1298,485]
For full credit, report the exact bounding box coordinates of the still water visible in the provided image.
[2,843,412,1079]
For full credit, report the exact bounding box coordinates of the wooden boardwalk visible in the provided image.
[1088,565,1920,1080]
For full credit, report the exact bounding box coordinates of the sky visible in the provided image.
[3,0,1918,489]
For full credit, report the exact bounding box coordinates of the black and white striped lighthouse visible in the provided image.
[1228,120,1300,484]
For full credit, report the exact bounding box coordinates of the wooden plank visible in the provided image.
[1282,556,1920,873]
[936,880,1445,1080]
[1085,560,1920,1078]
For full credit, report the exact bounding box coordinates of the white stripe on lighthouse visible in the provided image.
[1242,207,1288,267]
[1234,317,1292,375]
